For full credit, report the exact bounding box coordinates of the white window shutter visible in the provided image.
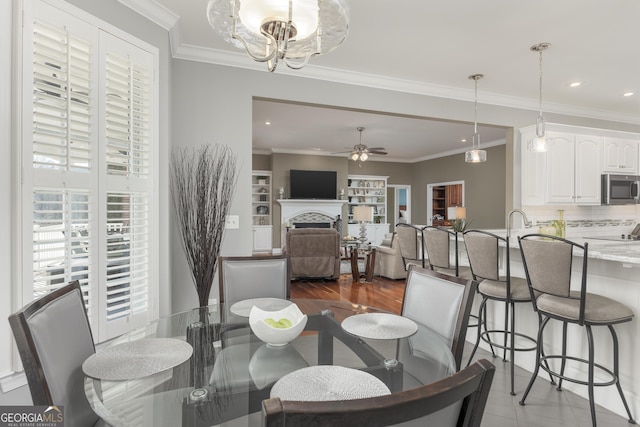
[22,0,158,343]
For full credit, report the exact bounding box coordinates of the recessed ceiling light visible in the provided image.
[569,82,581,87]
[265,121,271,125]
[623,92,634,97]
[461,138,467,143]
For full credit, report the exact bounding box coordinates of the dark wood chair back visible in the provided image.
[9,280,100,427]
[218,254,290,304]
[262,358,495,427]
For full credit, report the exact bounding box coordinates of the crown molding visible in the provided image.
[118,0,179,30]
[120,0,640,126]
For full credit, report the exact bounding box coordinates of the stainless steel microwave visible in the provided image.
[602,174,640,205]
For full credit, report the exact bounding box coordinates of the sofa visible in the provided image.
[285,228,341,280]
[374,233,407,279]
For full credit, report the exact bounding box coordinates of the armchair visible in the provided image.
[374,233,406,279]
[285,228,340,279]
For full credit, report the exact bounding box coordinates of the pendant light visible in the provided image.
[529,42,551,152]
[465,74,487,163]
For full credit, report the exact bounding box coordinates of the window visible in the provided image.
[21,0,158,342]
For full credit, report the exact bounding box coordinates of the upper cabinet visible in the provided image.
[602,138,638,174]
[521,128,603,206]
[347,175,388,224]
[545,133,602,205]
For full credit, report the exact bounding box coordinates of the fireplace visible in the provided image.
[277,199,346,246]
[293,222,331,229]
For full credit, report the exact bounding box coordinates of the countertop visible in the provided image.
[460,228,640,267]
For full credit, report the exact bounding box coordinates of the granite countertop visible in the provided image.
[461,228,640,266]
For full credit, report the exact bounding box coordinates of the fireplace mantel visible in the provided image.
[277,199,346,244]
[278,199,346,222]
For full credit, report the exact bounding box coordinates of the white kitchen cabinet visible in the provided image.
[347,223,390,246]
[546,133,601,205]
[602,138,638,174]
[253,225,272,253]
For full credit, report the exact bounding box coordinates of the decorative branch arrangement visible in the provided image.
[170,145,238,307]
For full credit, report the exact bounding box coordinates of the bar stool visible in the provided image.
[422,226,472,279]
[463,229,540,396]
[518,234,635,427]
[395,223,428,270]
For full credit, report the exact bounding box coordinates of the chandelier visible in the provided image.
[207,0,350,72]
[465,74,487,163]
[529,42,551,152]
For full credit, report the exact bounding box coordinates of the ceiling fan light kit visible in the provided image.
[207,0,350,72]
[465,74,487,163]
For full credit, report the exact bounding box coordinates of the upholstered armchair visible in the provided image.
[285,228,341,279]
[374,233,407,279]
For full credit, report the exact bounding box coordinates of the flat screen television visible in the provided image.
[289,169,337,200]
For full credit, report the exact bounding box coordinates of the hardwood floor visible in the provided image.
[290,271,406,314]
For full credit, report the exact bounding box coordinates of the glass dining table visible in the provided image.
[84,299,456,427]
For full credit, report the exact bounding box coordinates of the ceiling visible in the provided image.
[122,0,640,162]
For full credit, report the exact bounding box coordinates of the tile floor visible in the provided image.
[465,343,635,427]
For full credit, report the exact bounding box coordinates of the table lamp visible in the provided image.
[447,206,466,221]
[353,205,373,244]
[447,206,467,232]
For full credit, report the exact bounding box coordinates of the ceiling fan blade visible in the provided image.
[369,150,388,155]
[331,150,355,155]
[366,147,386,151]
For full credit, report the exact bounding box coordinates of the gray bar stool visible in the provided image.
[422,226,473,279]
[518,234,636,427]
[463,229,541,396]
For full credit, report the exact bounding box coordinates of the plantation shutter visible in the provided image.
[23,0,158,343]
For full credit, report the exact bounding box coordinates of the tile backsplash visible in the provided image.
[521,205,640,238]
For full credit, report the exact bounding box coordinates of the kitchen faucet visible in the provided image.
[506,209,532,238]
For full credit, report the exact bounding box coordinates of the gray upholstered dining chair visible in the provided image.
[401,265,477,371]
[422,226,472,279]
[518,234,636,427]
[9,280,108,427]
[395,223,427,270]
[463,229,539,396]
[262,358,495,427]
[218,254,290,305]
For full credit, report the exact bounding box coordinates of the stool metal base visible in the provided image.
[519,316,636,427]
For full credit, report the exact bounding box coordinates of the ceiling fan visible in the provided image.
[333,127,388,162]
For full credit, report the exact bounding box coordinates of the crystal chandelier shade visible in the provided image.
[207,0,350,72]
[465,74,487,163]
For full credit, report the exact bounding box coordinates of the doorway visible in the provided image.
[426,181,464,226]
[389,185,411,231]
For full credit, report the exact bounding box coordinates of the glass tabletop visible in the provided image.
[85,299,456,427]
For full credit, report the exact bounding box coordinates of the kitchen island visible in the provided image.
[457,229,640,420]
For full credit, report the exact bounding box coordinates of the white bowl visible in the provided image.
[249,304,307,346]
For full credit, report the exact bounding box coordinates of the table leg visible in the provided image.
[365,249,377,282]
[350,249,359,282]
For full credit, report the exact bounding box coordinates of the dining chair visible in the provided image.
[518,234,636,427]
[262,358,495,427]
[218,254,290,305]
[422,226,472,279]
[401,265,477,371]
[463,229,540,396]
[8,280,108,427]
[394,223,427,270]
